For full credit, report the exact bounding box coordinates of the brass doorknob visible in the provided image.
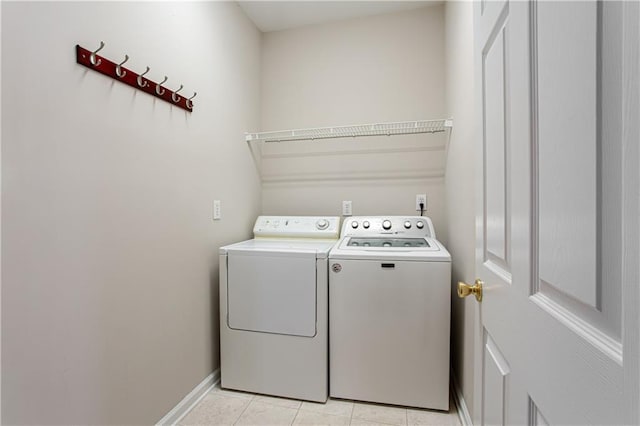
[458,279,483,302]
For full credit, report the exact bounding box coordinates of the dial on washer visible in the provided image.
[316,219,329,230]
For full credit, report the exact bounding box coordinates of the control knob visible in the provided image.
[363,221,370,229]
[382,219,392,230]
[316,219,329,230]
[416,221,424,229]
[404,221,412,229]
[351,221,359,229]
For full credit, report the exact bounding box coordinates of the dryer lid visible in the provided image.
[220,238,336,258]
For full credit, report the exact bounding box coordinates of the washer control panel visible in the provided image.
[254,216,340,239]
[341,216,435,239]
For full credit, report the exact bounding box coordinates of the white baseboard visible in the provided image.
[451,372,473,426]
[156,368,221,426]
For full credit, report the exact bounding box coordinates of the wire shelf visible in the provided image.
[245,119,453,143]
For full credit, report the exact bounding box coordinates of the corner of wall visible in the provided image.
[444,0,477,421]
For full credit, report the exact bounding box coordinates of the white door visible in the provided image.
[470,1,640,424]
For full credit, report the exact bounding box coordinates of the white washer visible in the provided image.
[219,216,339,402]
[329,216,451,410]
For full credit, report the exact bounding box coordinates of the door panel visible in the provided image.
[536,0,598,309]
[483,22,510,272]
[533,0,623,341]
[483,332,510,426]
[227,252,317,337]
[528,398,550,426]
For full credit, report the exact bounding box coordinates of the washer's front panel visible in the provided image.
[329,258,451,410]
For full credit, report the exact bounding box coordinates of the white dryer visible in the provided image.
[219,216,339,402]
[329,216,451,410]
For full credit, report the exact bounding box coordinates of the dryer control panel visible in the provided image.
[254,216,340,239]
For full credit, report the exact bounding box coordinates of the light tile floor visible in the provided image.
[179,384,461,426]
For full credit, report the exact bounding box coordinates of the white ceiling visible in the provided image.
[238,1,436,33]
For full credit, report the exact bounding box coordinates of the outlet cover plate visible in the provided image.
[213,200,221,220]
[342,200,353,216]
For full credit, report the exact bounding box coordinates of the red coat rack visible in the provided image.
[76,42,196,112]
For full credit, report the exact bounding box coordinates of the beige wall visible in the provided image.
[444,0,477,419]
[258,5,448,238]
[1,2,261,424]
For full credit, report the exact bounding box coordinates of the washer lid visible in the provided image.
[330,236,451,262]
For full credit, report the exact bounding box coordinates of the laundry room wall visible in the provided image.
[1,2,261,424]
[258,5,448,240]
[444,0,477,420]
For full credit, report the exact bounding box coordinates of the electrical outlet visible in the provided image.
[213,200,221,220]
[342,200,353,216]
[415,194,427,212]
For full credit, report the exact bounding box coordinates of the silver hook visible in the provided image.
[156,76,168,95]
[186,92,197,109]
[89,41,105,66]
[171,84,184,103]
[137,67,150,88]
[115,54,129,78]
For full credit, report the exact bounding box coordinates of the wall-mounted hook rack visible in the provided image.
[76,43,195,112]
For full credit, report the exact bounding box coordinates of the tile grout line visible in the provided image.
[291,405,300,426]
[231,392,255,426]
[291,400,303,426]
